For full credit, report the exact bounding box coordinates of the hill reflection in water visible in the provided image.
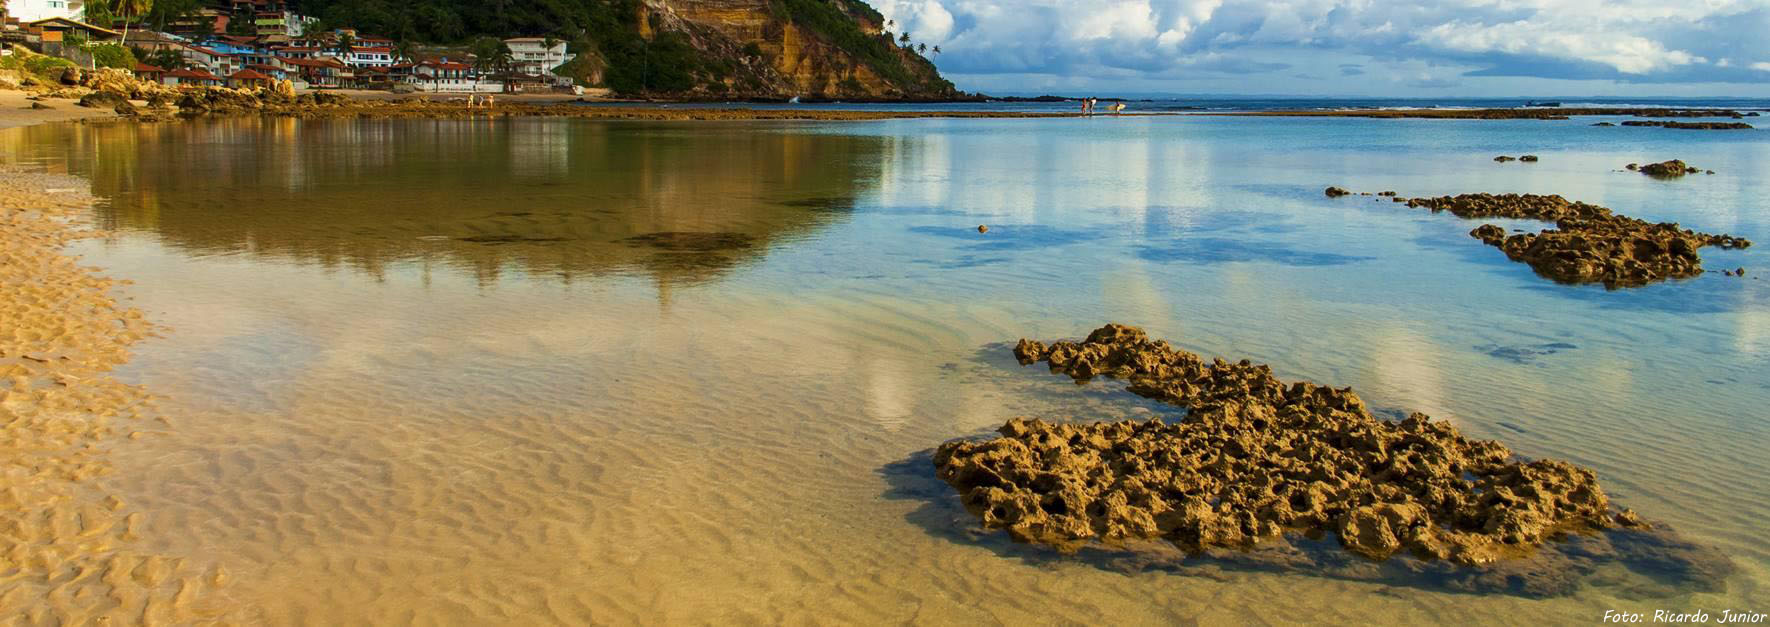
[7,117,882,288]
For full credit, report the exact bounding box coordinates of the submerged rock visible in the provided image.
[1404,193,1751,288]
[1592,122,1616,127]
[1620,120,1754,130]
[77,90,126,109]
[1325,187,1351,198]
[1494,156,1516,162]
[935,325,1697,572]
[1638,160,1702,177]
[1519,155,1539,162]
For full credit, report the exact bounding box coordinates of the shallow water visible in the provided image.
[3,115,1768,624]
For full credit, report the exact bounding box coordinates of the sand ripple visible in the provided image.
[0,167,240,623]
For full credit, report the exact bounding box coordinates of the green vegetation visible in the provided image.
[290,0,952,95]
[85,43,139,69]
[0,49,79,82]
[772,0,948,93]
[136,48,187,70]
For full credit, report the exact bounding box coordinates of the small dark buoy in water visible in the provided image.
[978,225,989,233]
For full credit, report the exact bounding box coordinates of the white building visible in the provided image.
[341,46,395,68]
[411,59,504,93]
[5,0,85,22]
[503,38,574,77]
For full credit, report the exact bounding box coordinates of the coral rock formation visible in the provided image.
[934,325,1651,566]
[1620,121,1754,130]
[1637,160,1703,177]
[1403,194,1751,287]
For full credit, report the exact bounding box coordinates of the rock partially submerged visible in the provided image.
[1403,194,1751,287]
[934,325,1725,580]
[1637,160,1703,177]
[1620,121,1754,130]
[1324,186,1351,197]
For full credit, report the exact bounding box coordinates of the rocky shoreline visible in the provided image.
[932,325,1732,589]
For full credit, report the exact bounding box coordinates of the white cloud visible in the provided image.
[1421,19,1699,74]
[868,0,1770,89]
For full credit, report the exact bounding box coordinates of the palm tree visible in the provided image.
[471,37,514,88]
[542,35,562,74]
[916,42,926,54]
[111,0,153,43]
[392,39,416,64]
[899,32,911,46]
[932,45,941,56]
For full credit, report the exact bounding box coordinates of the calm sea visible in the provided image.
[3,112,1766,623]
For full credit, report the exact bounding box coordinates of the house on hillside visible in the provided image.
[244,63,290,81]
[229,68,273,89]
[163,67,222,87]
[505,37,575,85]
[133,62,166,82]
[6,0,86,23]
[121,30,187,54]
[27,16,118,43]
[283,56,345,88]
[341,46,395,67]
[180,44,238,75]
[167,8,228,38]
[270,45,323,60]
[411,58,503,93]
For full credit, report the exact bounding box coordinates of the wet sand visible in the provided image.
[0,166,237,622]
[0,90,116,130]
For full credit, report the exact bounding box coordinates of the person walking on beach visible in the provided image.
[1110,102,1127,115]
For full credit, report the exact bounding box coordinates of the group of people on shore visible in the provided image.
[1080,98,1127,115]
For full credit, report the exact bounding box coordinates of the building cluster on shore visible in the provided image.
[1,0,576,94]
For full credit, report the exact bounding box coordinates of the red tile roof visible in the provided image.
[135,63,166,73]
[420,60,471,71]
[231,69,274,81]
[166,68,221,80]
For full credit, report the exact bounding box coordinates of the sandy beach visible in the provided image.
[0,163,240,622]
[0,89,116,130]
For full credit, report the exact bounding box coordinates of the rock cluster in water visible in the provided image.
[1402,194,1752,287]
[1620,121,1754,130]
[934,324,1650,566]
[1630,160,1704,177]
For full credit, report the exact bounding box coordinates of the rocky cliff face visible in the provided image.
[609,0,957,99]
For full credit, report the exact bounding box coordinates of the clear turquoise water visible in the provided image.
[4,115,1767,623]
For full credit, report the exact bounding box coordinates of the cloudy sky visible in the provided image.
[871,0,1770,97]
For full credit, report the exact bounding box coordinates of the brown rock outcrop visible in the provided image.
[1638,160,1702,177]
[1620,121,1754,130]
[934,325,1652,566]
[1402,193,1751,287]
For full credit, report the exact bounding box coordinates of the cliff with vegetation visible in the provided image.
[297,0,959,99]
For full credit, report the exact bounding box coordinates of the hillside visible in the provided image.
[296,0,960,99]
